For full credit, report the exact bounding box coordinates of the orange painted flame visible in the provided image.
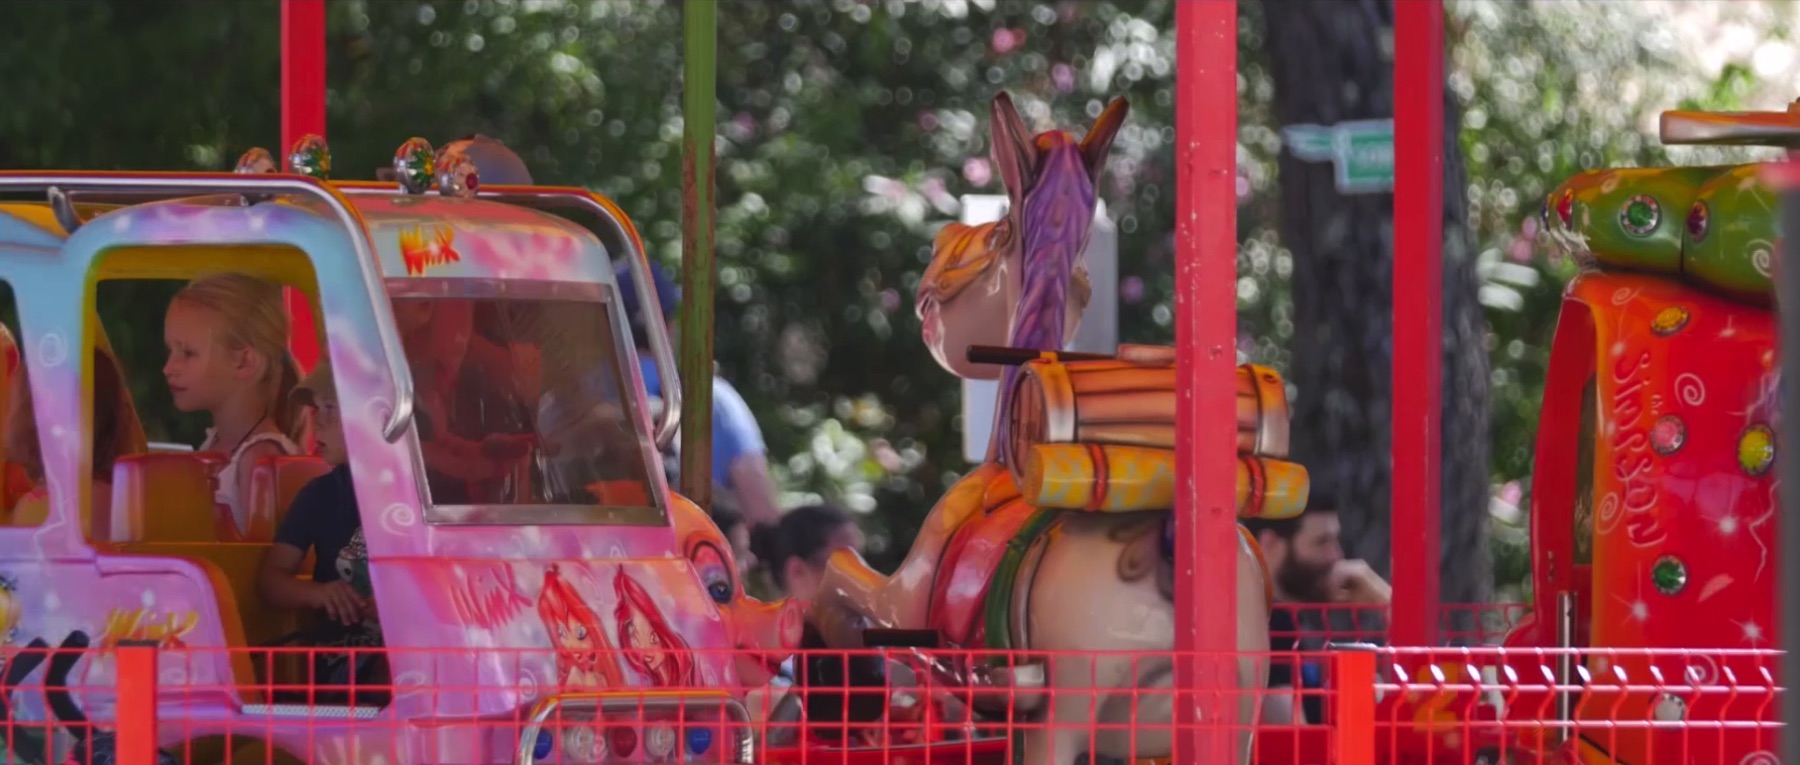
[99,607,199,649]
[399,224,462,276]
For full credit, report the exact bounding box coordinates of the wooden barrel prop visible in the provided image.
[1018,443,1308,518]
[1004,357,1290,465]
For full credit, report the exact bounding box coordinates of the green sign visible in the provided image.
[1281,119,1394,194]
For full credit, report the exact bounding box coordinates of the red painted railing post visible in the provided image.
[1174,1,1241,764]
[115,642,158,765]
[1332,651,1376,765]
[1391,0,1446,649]
[280,0,327,375]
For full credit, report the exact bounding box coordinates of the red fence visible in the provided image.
[14,636,1773,765]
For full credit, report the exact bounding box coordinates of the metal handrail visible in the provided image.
[336,181,683,451]
[514,690,754,765]
[0,171,416,442]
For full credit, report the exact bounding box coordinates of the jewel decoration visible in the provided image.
[435,150,480,198]
[644,725,677,760]
[234,147,276,174]
[288,134,331,180]
[392,137,437,194]
[1738,424,1776,476]
[1650,415,1686,456]
[608,727,639,758]
[685,727,714,756]
[1686,201,1709,242]
[1620,195,1661,236]
[1650,305,1691,336]
[560,725,603,764]
[1652,555,1688,596]
[1555,190,1574,227]
[1651,693,1687,722]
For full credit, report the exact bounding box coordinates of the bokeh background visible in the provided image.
[2,0,1792,611]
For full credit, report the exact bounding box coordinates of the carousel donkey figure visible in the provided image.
[804,92,1310,765]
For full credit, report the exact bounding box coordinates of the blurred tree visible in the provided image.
[1260,0,1493,622]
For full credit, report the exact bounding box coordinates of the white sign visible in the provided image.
[959,196,1118,464]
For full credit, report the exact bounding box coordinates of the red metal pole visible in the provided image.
[281,0,326,373]
[1390,0,1446,648]
[1174,2,1240,763]
[1333,651,1377,765]
[115,643,158,765]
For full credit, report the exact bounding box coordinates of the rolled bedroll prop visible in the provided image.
[1002,354,1291,463]
[1018,443,1309,518]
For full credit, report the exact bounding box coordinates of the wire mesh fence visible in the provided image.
[0,630,1775,765]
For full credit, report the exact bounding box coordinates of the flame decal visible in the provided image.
[398,224,462,276]
[449,565,532,629]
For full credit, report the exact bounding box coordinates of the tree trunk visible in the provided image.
[1261,0,1493,640]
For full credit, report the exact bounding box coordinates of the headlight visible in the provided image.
[644,725,677,761]
[684,727,714,760]
[561,724,605,765]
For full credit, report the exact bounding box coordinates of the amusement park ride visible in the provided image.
[0,1,1789,765]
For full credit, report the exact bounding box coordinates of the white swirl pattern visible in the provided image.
[1676,373,1707,406]
[1750,243,1775,279]
[35,332,65,368]
[380,502,417,534]
[1595,492,1622,535]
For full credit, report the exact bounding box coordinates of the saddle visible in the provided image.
[925,467,1031,650]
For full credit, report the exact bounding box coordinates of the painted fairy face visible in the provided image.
[554,612,595,655]
[625,611,663,670]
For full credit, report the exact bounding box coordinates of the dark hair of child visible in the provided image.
[748,503,856,590]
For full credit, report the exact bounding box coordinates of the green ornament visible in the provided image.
[288,134,332,180]
[393,137,437,194]
[1620,195,1661,236]
[1651,556,1688,596]
[1542,167,1716,273]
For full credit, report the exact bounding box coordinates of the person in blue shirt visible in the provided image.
[616,261,784,543]
[256,360,394,704]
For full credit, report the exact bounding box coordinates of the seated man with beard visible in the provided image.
[1242,493,1392,725]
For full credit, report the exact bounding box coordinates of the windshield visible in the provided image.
[393,294,660,520]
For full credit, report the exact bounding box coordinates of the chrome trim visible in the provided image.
[426,503,664,527]
[239,703,384,720]
[46,187,79,233]
[514,691,753,765]
[1555,589,1576,740]
[341,183,682,450]
[0,172,415,443]
[383,277,604,302]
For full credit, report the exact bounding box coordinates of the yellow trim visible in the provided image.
[91,244,321,295]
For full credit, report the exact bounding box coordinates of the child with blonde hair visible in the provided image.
[163,273,302,538]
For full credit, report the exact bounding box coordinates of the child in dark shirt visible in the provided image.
[254,360,384,698]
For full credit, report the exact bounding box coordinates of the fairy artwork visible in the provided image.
[611,568,696,687]
[537,565,626,689]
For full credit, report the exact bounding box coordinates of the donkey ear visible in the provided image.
[990,92,1039,207]
[1080,97,1130,181]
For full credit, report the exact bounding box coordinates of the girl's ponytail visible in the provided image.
[272,352,301,439]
